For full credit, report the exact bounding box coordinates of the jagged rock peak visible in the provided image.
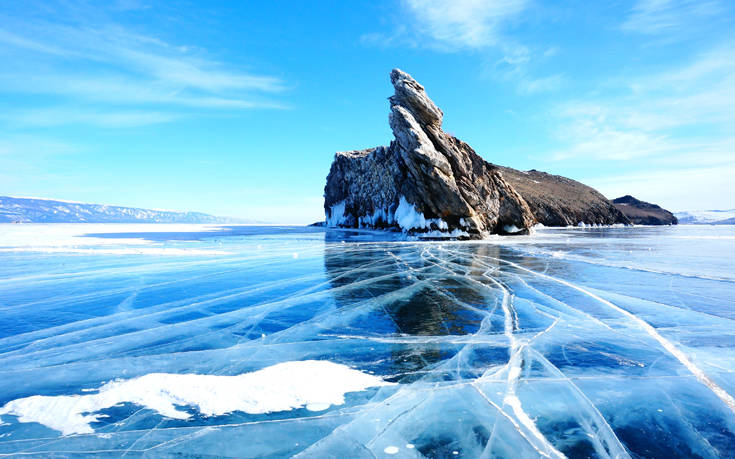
[389,68,443,128]
[323,68,535,239]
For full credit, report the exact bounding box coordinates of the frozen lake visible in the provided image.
[0,224,734,457]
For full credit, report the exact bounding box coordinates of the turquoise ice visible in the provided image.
[0,224,734,457]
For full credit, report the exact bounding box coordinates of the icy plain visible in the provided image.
[0,223,734,457]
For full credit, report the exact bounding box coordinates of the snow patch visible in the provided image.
[0,360,392,436]
[0,223,223,249]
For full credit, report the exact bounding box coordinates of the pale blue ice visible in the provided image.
[0,224,734,458]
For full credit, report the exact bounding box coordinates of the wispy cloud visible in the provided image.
[2,108,179,128]
[0,136,79,157]
[0,4,287,128]
[622,0,725,36]
[401,0,528,50]
[551,46,735,160]
[360,0,529,52]
[362,0,562,94]
[515,73,564,94]
[0,136,82,189]
[0,74,287,109]
[547,45,735,207]
[586,161,735,211]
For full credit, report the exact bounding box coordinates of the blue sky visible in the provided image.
[1,0,733,222]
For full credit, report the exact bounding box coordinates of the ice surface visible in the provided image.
[0,223,734,457]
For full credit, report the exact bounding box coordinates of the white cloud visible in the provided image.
[3,108,179,128]
[0,22,286,93]
[542,46,559,58]
[552,121,670,161]
[586,162,735,211]
[0,136,82,189]
[517,73,564,94]
[360,0,529,53]
[0,136,78,157]
[402,0,528,50]
[0,74,286,110]
[0,29,68,56]
[639,47,735,88]
[551,47,735,161]
[547,46,735,209]
[0,7,287,128]
[363,0,561,94]
[622,0,725,35]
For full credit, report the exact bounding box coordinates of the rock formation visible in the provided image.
[324,69,535,238]
[498,168,630,226]
[612,195,677,225]
[323,69,633,237]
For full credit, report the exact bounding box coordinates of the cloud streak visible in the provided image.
[2,108,179,128]
[401,0,528,50]
[547,44,735,208]
[587,161,735,211]
[362,0,562,95]
[622,0,725,35]
[551,46,735,160]
[0,5,287,128]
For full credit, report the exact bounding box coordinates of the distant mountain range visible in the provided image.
[0,196,244,223]
[674,209,735,225]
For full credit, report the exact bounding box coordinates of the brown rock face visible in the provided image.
[612,195,677,225]
[498,168,631,227]
[324,69,535,238]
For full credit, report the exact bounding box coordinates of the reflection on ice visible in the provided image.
[0,224,734,457]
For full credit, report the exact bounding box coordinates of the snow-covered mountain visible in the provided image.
[0,196,240,223]
[674,209,735,225]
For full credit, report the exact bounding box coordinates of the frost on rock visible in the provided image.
[326,200,349,227]
[395,197,449,232]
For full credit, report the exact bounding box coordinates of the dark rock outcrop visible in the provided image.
[324,69,535,238]
[498,168,630,226]
[612,195,677,225]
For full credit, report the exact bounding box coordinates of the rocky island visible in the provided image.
[323,69,630,238]
[612,195,678,225]
[499,168,629,227]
